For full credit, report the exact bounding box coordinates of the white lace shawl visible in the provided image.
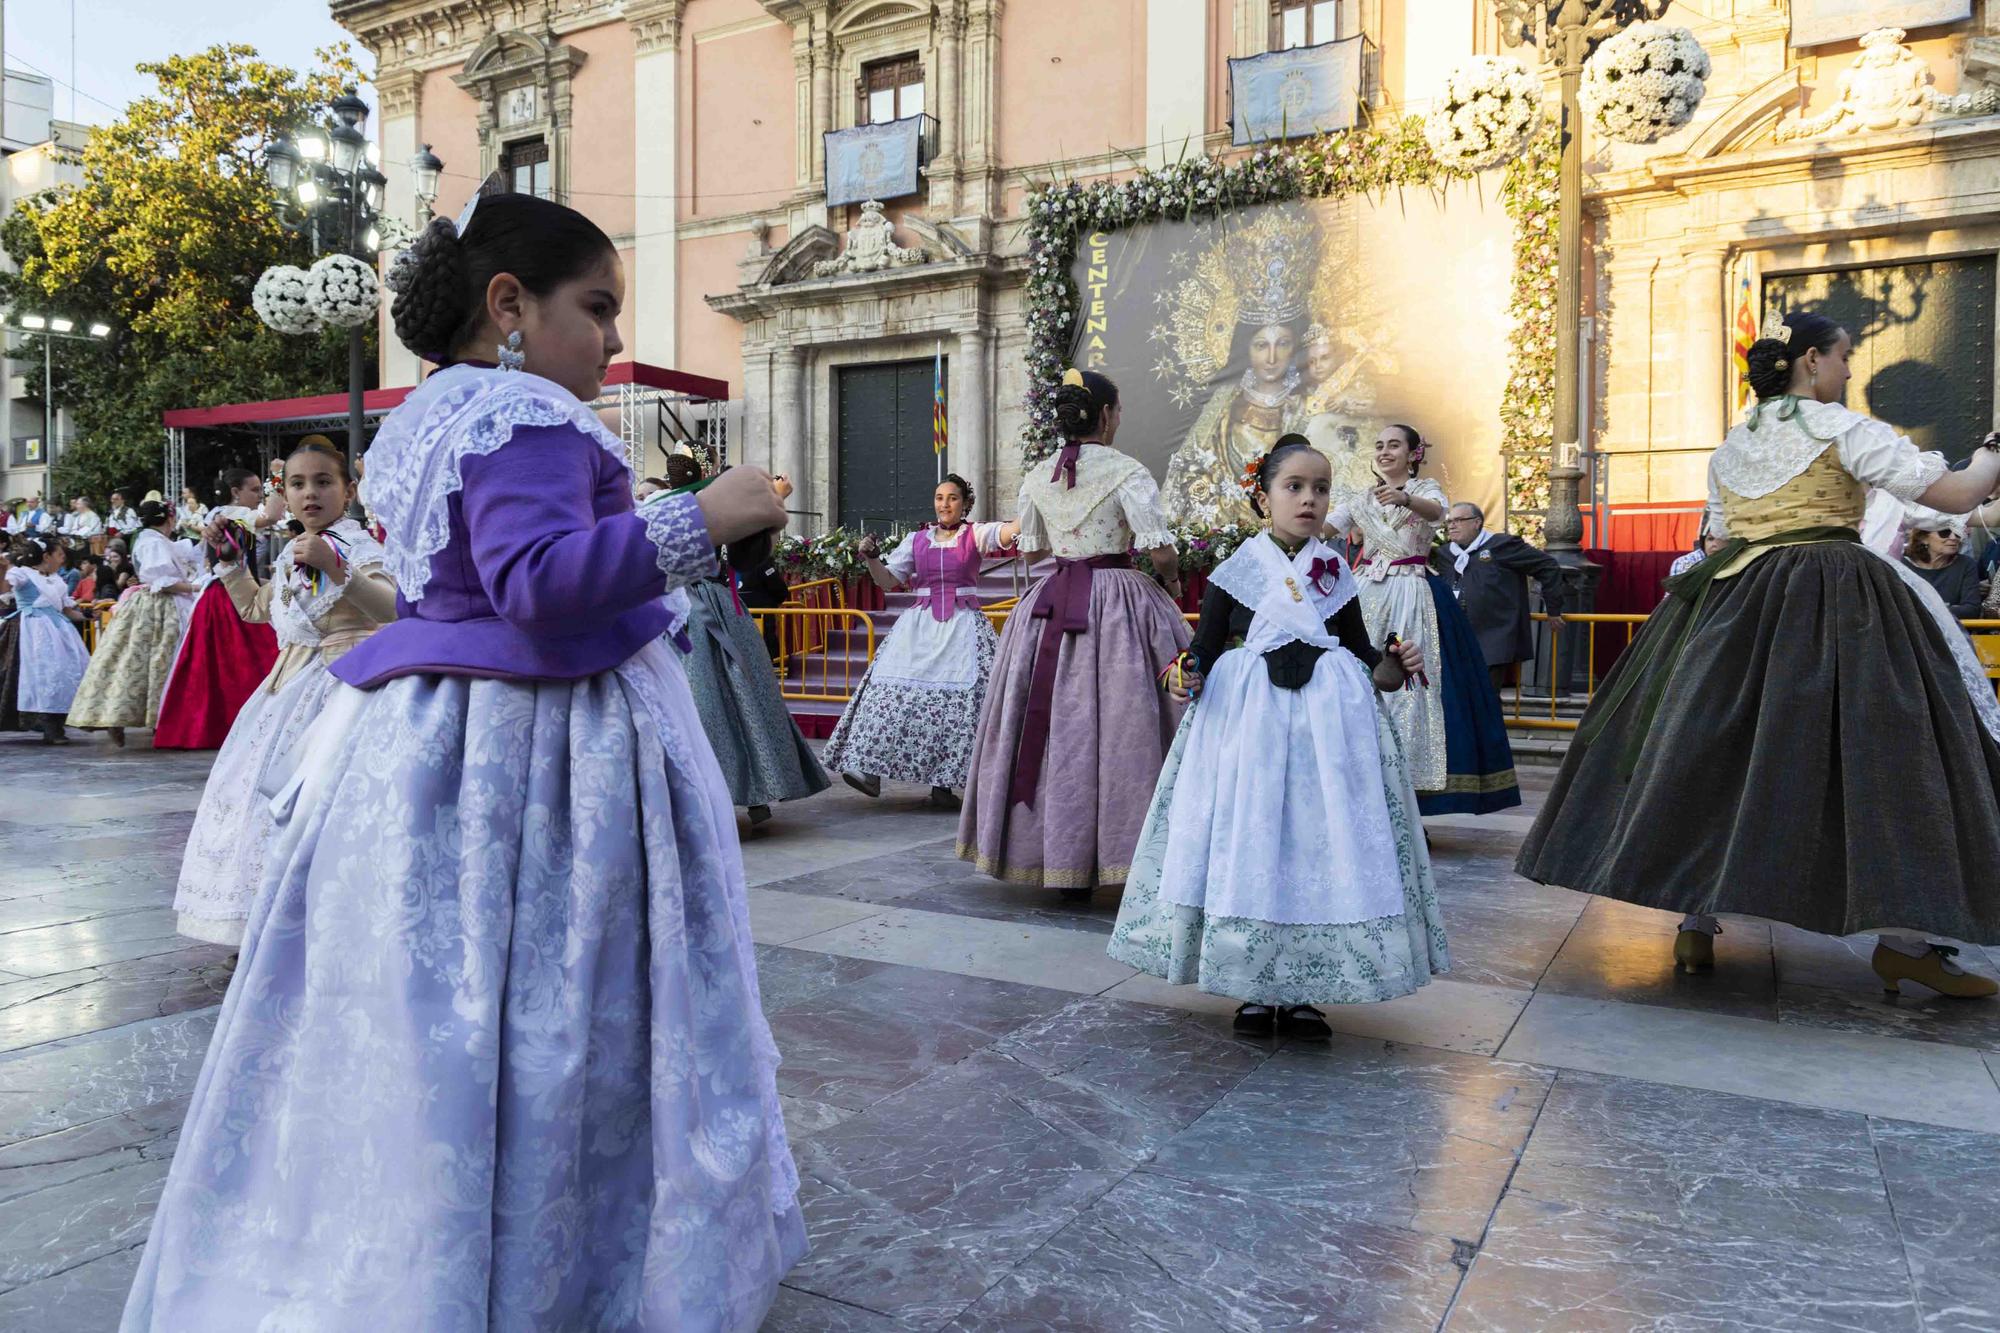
[1708,401,1948,524]
[362,365,626,602]
[269,519,387,650]
[1208,533,1360,653]
[1016,446,1175,556]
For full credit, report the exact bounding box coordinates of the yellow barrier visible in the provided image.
[748,605,877,702]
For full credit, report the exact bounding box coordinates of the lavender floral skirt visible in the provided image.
[822,605,997,789]
[957,567,1188,889]
[123,642,805,1331]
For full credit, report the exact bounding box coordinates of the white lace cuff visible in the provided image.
[640,493,718,588]
[1878,449,1951,504]
[1132,528,1178,551]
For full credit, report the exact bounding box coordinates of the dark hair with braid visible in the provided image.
[1746,311,1843,400]
[1248,434,1320,519]
[387,193,618,365]
[1050,371,1119,441]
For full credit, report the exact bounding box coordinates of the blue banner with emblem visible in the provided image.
[824,117,924,208]
[1228,37,1364,147]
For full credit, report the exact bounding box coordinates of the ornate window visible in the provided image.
[504,138,551,198]
[453,30,585,204]
[859,54,925,125]
[1270,0,1350,48]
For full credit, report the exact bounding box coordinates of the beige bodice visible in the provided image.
[1717,446,1866,541]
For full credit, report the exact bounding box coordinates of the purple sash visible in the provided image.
[1008,554,1131,808]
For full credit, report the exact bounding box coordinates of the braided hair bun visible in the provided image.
[1051,370,1120,441]
[387,216,469,364]
[1745,310,1842,400]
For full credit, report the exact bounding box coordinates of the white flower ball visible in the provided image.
[1580,23,1711,144]
[1425,56,1543,171]
[252,265,321,336]
[304,253,381,330]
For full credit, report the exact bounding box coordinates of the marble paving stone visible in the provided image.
[0,1242,143,1327]
[0,1153,169,1287]
[1434,895,1583,992]
[757,838,971,907]
[0,907,198,979]
[780,1094,858,1145]
[1778,982,2000,1055]
[0,949,232,1053]
[782,1055,1141,1326]
[1508,1072,1904,1258]
[1535,897,1780,1021]
[760,1284,910,1331]
[0,1009,217,1147]
[1497,991,2000,1133]
[980,998,1272,1159]
[1148,1041,1553,1242]
[1869,1119,2000,1333]
[792,906,1137,995]
[0,1097,186,1205]
[949,1168,1464,1333]
[754,945,889,1016]
[0,879,178,935]
[765,965,1073,1113]
[887,874,1123,938]
[1446,1192,1920,1333]
[0,853,186,904]
[1986,1051,2000,1095]
[747,888,889,947]
[0,810,194,853]
[1097,972,1532,1058]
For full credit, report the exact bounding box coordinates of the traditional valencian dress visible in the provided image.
[958,441,1190,888]
[670,512,830,812]
[5,566,89,729]
[1332,476,1520,815]
[822,520,1012,791]
[170,519,396,944]
[151,518,280,751]
[68,527,198,732]
[123,365,804,1329]
[1519,398,2000,943]
[1109,534,1448,1003]
[0,579,23,733]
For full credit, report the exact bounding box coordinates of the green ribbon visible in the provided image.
[1577,525,1860,780]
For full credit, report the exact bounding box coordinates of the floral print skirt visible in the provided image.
[1108,704,1450,1007]
[123,642,806,1331]
[822,606,997,789]
[68,590,186,730]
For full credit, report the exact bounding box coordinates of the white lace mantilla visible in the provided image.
[268,519,385,650]
[1209,533,1359,641]
[362,365,628,602]
[1712,400,1947,504]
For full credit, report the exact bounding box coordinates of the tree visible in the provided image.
[1,44,375,503]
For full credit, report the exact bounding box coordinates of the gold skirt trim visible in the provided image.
[955,842,1129,890]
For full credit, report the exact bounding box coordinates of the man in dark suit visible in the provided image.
[1437,502,1566,690]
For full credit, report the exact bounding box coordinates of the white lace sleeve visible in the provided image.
[1116,469,1176,550]
[1410,477,1448,531]
[637,492,719,588]
[881,532,919,585]
[1704,462,1730,540]
[972,521,1013,556]
[1016,480,1048,552]
[1838,418,1949,504]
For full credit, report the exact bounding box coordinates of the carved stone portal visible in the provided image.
[811,200,929,278]
[1776,27,2000,142]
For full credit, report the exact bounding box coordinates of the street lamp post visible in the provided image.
[5,313,110,506]
[1493,0,1671,688]
[261,91,410,498]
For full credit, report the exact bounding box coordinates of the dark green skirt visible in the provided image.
[1515,540,2000,943]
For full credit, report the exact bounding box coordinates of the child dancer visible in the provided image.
[666,461,830,826]
[1109,440,1445,1038]
[5,534,90,745]
[170,438,395,944]
[124,189,803,1328]
[152,495,279,751]
[824,474,1019,809]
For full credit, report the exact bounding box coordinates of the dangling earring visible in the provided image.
[497,329,525,372]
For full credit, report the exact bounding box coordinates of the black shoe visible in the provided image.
[1232,1003,1276,1036]
[927,786,962,811]
[842,772,882,799]
[1279,1005,1333,1041]
[1057,886,1092,904]
[747,804,773,827]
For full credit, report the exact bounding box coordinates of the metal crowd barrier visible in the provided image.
[747,605,877,703]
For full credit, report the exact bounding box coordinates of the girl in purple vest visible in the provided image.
[825,473,1020,808]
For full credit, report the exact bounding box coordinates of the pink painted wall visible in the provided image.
[682,0,797,222]
[677,229,779,391]
[417,65,484,222]
[997,0,1147,170]
[565,23,638,240]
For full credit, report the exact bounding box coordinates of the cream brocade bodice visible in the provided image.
[1717,447,1865,541]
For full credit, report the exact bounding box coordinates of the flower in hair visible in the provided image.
[1238,455,1266,498]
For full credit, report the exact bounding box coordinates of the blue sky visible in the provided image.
[8,0,375,126]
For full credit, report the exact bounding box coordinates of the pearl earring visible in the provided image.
[497,329,525,372]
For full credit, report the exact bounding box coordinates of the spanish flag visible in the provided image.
[1731,270,1757,411]
[932,344,948,456]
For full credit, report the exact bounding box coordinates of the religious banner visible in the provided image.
[1228,38,1365,146]
[824,117,925,208]
[1070,190,1513,529]
[1789,0,1969,48]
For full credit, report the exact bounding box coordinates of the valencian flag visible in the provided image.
[1731,269,1757,411]
[932,343,948,456]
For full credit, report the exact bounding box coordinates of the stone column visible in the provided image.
[629,1,682,368]
[1680,245,1730,453]
[375,67,424,391]
[952,327,991,512]
[772,347,809,532]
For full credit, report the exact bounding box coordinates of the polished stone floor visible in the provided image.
[3,732,1999,1330]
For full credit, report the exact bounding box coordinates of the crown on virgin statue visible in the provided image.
[1231,209,1317,327]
